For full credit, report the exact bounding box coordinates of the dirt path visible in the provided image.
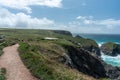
[0,44,38,80]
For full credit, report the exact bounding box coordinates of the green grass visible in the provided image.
[0,40,17,56]
[18,43,73,80]
[0,68,6,80]
[0,42,6,56]
[0,28,98,49]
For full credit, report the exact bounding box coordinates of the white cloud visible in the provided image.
[0,8,54,29]
[76,16,93,20]
[98,19,120,27]
[76,16,86,20]
[76,16,120,27]
[0,0,62,13]
[65,16,120,34]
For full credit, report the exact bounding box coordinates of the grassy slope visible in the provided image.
[0,28,100,80]
[18,42,97,80]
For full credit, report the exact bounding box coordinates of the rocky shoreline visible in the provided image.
[60,34,120,79]
[62,44,120,79]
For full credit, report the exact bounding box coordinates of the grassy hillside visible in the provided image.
[18,43,97,80]
[0,28,102,80]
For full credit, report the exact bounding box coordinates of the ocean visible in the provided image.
[74,34,120,67]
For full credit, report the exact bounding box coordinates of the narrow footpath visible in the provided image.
[0,44,38,80]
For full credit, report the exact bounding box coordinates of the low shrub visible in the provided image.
[0,68,6,80]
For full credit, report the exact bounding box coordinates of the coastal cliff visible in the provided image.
[63,45,106,78]
[1,29,120,80]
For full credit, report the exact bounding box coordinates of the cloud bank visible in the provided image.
[0,0,62,13]
[0,8,54,29]
[67,16,120,34]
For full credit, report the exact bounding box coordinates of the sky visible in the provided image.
[0,0,120,34]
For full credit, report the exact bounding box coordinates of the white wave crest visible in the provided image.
[101,52,120,66]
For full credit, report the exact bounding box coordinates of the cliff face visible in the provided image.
[74,35,101,56]
[103,63,120,79]
[58,45,120,79]
[101,42,120,56]
[82,44,101,56]
[62,46,107,78]
[70,45,120,79]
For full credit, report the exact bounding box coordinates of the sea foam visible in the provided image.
[101,52,120,66]
[98,42,104,47]
[98,42,120,67]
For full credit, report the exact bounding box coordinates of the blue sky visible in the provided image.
[0,0,120,34]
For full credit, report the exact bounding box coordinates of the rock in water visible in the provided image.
[101,42,120,56]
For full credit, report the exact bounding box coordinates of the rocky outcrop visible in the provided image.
[83,44,101,56]
[63,46,107,78]
[74,35,101,56]
[59,45,120,79]
[103,63,120,79]
[53,30,72,36]
[101,42,120,56]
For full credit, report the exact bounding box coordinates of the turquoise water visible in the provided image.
[76,34,120,67]
[79,34,120,43]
